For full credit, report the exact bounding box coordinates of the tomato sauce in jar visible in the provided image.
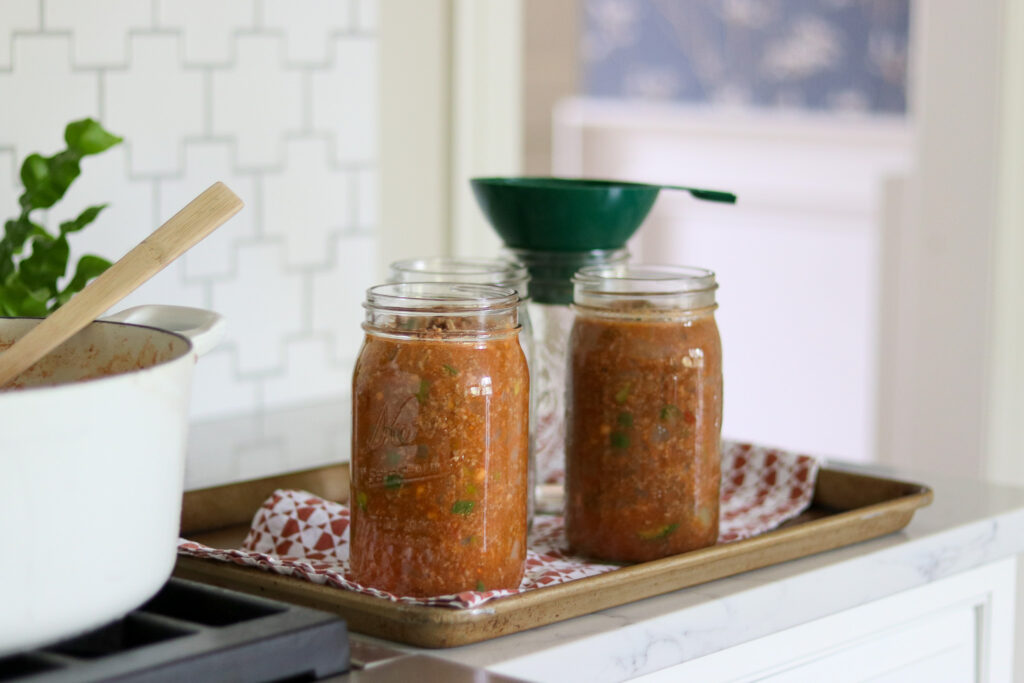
[350,283,529,596]
[565,265,722,562]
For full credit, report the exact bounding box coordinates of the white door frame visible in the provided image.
[378,0,521,279]
[881,0,1024,482]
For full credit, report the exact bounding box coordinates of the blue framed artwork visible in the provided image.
[582,0,910,114]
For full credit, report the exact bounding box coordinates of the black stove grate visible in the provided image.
[0,578,349,682]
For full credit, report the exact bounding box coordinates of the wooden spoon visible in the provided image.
[0,181,243,388]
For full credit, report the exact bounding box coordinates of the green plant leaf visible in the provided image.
[0,272,50,317]
[3,119,120,317]
[19,233,69,295]
[19,151,82,210]
[64,118,123,156]
[53,254,111,310]
[1,217,53,282]
[60,204,107,234]
[3,216,46,254]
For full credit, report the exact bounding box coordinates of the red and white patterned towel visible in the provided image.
[178,441,819,609]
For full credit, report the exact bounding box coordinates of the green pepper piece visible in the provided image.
[384,473,403,490]
[610,431,630,449]
[660,404,681,421]
[475,580,486,591]
[385,449,402,466]
[451,500,475,515]
[617,411,633,428]
[637,523,679,540]
[414,379,430,405]
[614,382,632,404]
[356,491,368,511]
[442,364,458,377]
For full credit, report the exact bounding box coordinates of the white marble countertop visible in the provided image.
[352,466,1024,682]
[183,404,1024,682]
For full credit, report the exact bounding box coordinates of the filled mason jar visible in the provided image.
[565,265,722,562]
[350,282,530,596]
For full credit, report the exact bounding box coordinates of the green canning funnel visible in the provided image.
[470,176,736,252]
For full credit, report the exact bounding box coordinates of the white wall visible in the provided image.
[0,0,379,421]
[554,100,911,463]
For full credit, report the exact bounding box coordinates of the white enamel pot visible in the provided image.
[0,305,224,655]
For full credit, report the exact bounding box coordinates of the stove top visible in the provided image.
[0,578,349,682]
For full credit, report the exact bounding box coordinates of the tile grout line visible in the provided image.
[204,67,214,137]
[0,6,380,419]
[302,69,313,134]
[96,68,105,122]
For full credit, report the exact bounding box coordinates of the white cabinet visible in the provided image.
[632,558,1015,682]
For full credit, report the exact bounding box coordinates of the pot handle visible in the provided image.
[102,305,226,357]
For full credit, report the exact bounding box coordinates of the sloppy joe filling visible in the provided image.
[566,309,722,562]
[350,333,529,597]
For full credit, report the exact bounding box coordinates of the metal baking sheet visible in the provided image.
[175,464,932,648]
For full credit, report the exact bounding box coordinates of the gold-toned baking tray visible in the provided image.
[175,464,932,648]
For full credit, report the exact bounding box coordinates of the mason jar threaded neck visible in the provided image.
[572,264,717,315]
[363,282,520,340]
[388,257,530,300]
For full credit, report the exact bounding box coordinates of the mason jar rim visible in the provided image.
[388,257,530,296]
[364,282,520,314]
[573,264,717,295]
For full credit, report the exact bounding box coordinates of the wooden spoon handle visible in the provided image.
[0,181,243,388]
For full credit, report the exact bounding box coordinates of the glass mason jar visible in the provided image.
[505,248,629,493]
[565,265,722,562]
[350,282,530,596]
[387,257,536,525]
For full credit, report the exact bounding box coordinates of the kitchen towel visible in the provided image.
[178,441,819,608]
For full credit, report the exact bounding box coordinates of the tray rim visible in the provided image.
[176,465,933,648]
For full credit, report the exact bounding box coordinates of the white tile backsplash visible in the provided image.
[0,35,99,155]
[261,0,353,64]
[211,241,307,373]
[211,34,304,168]
[354,0,377,32]
[157,0,255,65]
[262,336,352,409]
[0,0,38,69]
[188,346,260,419]
[161,141,260,280]
[106,34,206,175]
[58,145,156,255]
[44,0,151,67]
[354,166,378,229]
[0,1,380,421]
[311,35,377,165]
[311,231,376,364]
[0,149,16,219]
[262,137,350,267]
